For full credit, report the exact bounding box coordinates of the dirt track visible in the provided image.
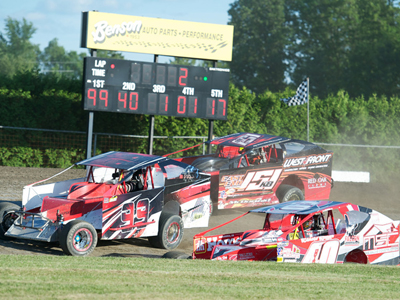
[0,166,399,257]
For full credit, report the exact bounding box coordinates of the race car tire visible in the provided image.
[344,249,368,264]
[276,184,304,203]
[59,220,98,256]
[148,213,184,250]
[0,202,21,240]
[162,251,192,259]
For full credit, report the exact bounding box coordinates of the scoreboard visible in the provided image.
[83,57,230,120]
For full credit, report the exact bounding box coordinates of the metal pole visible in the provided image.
[86,49,97,160]
[307,77,310,142]
[207,60,217,154]
[147,55,158,155]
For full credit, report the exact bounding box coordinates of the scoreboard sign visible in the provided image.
[83,57,230,120]
[81,11,234,61]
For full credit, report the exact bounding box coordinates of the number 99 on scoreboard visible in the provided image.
[83,57,230,120]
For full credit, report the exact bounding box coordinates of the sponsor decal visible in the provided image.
[224,198,272,206]
[92,20,142,43]
[282,244,301,259]
[238,252,255,260]
[308,176,328,189]
[195,236,241,253]
[283,154,332,168]
[344,235,360,245]
[221,175,245,188]
[301,236,332,243]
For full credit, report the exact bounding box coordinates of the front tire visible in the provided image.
[276,184,304,203]
[0,202,21,239]
[59,220,98,256]
[148,213,184,250]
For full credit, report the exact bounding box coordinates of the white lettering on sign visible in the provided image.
[92,20,142,43]
[95,60,106,68]
[153,84,166,93]
[91,68,105,77]
[211,89,223,97]
[93,80,105,88]
[182,87,194,95]
[122,82,136,91]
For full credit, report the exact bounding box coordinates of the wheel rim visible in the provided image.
[166,222,180,244]
[72,228,93,252]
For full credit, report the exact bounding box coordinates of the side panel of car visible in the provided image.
[216,152,333,209]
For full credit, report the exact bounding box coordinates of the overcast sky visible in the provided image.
[1,0,233,62]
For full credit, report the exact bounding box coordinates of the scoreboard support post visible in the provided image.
[147,55,158,155]
[85,49,97,160]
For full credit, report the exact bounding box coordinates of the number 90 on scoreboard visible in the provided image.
[83,57,230,120]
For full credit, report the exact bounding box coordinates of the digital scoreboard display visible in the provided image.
[83,57,230,120]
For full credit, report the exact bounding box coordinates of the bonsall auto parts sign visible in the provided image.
[81,11,234,61]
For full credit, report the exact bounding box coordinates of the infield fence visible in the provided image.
[1,125,399,182]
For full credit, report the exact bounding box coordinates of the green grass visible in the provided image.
[0,255,399,299]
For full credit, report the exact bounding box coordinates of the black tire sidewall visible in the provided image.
[0,202,20,239]
[277,185,304,203]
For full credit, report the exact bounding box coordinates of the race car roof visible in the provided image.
[207,132,291,150]
[250,200,346,215]
[76,151,168,171]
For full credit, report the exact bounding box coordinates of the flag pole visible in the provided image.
[307,77,309,142]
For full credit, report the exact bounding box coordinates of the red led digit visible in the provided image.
[188,96,197,116]
[99,90,108,107]
[177,96,186,114]
[129,92,139,110]
[178,68,188,86]
[159,94,169,113]
[206,98,216,117]
[87,89,97,106]
[118,91,127,109]
[218,99,226,116]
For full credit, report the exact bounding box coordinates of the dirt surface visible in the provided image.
[0,166,399,257]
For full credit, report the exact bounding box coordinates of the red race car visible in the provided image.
[191,200,400,265]
[0,151,211,256]
[172,133,334,210]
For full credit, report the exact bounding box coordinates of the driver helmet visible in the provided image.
[303,218,314,230]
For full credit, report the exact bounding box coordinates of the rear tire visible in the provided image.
[148,213,184,250]
[59,220,97,256]
[276,184,304,203]
[0,202,21,239]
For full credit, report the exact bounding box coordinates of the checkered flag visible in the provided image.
[280,79,308,106]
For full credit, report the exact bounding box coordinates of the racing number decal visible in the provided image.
[240,169,282,191]
[302,240,340,264]
[120,198,150,228]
